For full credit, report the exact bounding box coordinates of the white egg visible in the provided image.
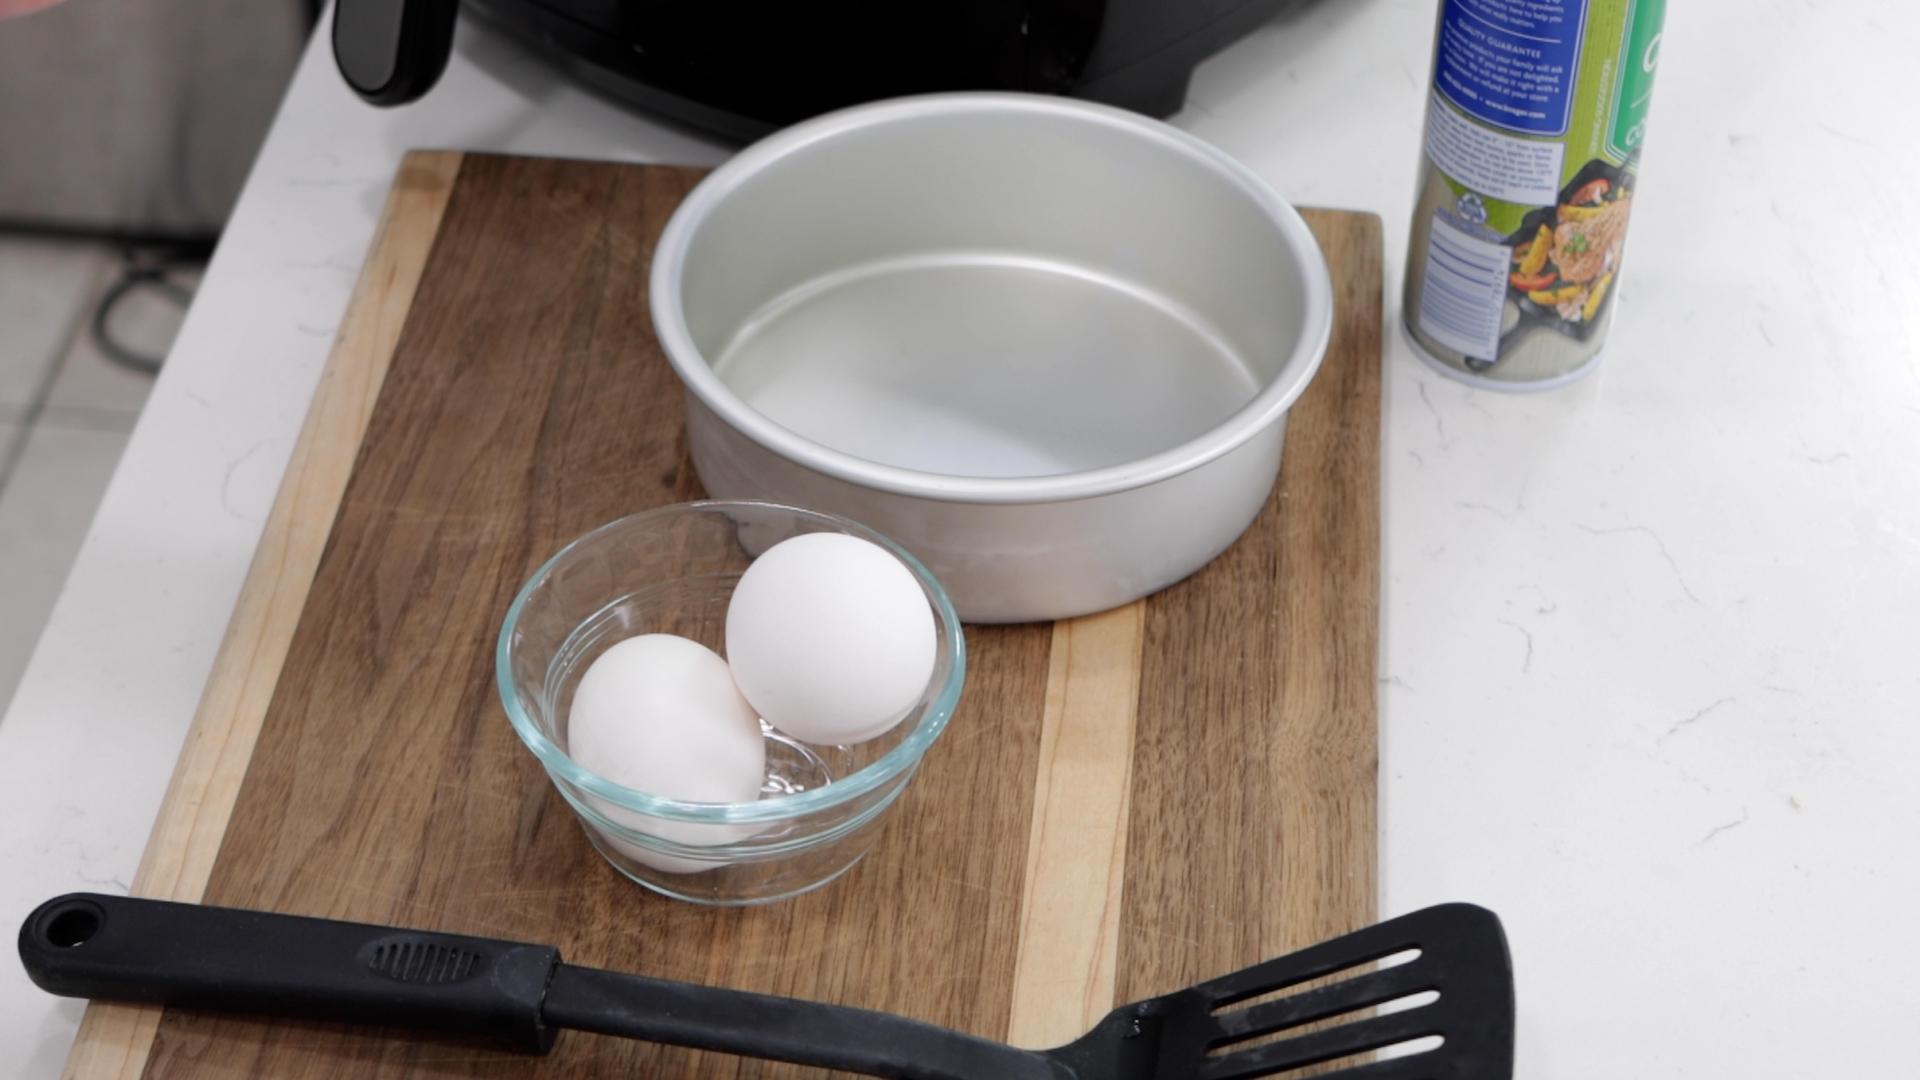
[725,532,937,746]
[567,634,766,873]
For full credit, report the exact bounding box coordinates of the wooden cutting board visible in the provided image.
[64,151,1382,1079]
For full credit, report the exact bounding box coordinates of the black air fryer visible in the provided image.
[333,0,1302,138]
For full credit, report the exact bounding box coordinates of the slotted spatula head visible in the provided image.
[1044,902,1514,1080]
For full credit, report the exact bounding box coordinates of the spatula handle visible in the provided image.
[541,963,1069,1080]
[17,893,559,1053]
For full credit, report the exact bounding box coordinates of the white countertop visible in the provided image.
[5,1,1918,1075]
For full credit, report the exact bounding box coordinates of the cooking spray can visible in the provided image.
[1402,0,1665,390]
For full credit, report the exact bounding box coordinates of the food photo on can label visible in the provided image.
[1508,164,1634,328]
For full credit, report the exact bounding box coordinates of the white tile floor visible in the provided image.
[0,238,180,713]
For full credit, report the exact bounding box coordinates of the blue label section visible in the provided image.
[1435,0,1587,136]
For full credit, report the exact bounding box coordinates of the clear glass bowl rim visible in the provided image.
[497,500,965,826]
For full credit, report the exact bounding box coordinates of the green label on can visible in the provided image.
[1606,0,1665,159]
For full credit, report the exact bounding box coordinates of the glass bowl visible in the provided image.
[497,500,965,905]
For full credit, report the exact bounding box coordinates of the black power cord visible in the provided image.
[89,247,204,375]
[0,218,218,377]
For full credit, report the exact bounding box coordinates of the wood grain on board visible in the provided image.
[56,151,1380,1079]
[1121,207,1383,1005]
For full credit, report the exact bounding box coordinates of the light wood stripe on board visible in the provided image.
[1005,601,1147,1049]
[61,151,464,1080]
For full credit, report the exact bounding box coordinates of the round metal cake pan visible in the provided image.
[650,93,1332,622]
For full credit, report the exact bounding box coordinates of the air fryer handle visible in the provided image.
[333,0,459,105]
[17,893,560,1053]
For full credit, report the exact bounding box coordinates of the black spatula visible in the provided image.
[20,893,1512,1079]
